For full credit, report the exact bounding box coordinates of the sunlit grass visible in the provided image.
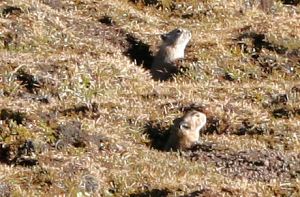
[0,0,299,196]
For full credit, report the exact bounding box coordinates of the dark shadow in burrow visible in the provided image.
[124,34,154,70]
[143,121,171,151]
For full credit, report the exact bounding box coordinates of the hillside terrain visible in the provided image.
[0,0,300,196]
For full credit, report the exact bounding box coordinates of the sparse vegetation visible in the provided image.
[0,0,299,196]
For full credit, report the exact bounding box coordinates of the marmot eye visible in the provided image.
[176,29,182,34]
[180,122,190,130]
[195,113,201,117]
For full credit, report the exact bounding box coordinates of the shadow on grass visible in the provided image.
[125,34,154,70]
[143,121,170,151]
[129,188,171,197]
[98,15,116,26]
[0,141,38,167]
[180,189,218,197]
[129,188,217,197]
[0,145,10,164]
[128,0,158,6]
[281,0,300,5]
[2,6,23,17]
[128,0,175,10]
[150,60,184,81]
[236,32,288,58]
[236,31,299,75]
[0,108,26,125]
[98,15,154,71]
[16,69,42,94]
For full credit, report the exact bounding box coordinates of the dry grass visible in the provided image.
[0,0,300,196]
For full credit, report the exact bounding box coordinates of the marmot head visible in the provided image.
[177,110,206,149]
[161,28,191,48]
[159,28,191,62]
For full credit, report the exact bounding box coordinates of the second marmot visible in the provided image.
[164,110,207,151]
[151,28,191,81]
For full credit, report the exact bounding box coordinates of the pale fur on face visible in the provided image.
[178,110,206,148]
[165,110,207,151]
[156,28,192,63]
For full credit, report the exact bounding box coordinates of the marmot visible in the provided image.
[151,28,192,81]
[164,110,207,151]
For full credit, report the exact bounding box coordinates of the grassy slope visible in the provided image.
[0,0,300,196]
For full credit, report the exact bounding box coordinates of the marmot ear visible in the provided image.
[161,34,167,41]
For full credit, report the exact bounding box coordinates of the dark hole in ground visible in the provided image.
[181,13,194,19]
[295,108,300,116]
[37,96,50,104]
[14,158,38,166]
[98,15,115,26]
[61,102,98,117]
[129,188,171,197]
[0,108,26,125]
[124,34,154,69]
[2,6,22,17]
[273,107,291,118]
[180,189,220,197]
[150,59,187,81]
[234,31,299,77]
[129,0,159,6]
[94,21,154,73]
[17,140,35,156]
[144,111,207,152]
[0,140,38,166]
[236,32,288,56]
[13,140,38,166]
[17,93,51,104]
[143,121,170,151]
[16,70,42,93]
[281,0,300,5]
[234,120,267,135]
[0,145,10,164]
[129,0,176,10]
[97,25,188,81]
[223,72,235,81]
